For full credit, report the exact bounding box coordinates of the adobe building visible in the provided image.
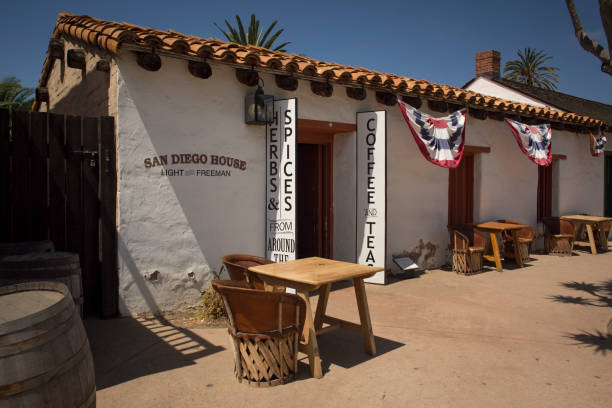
[35,13,608,315]
[464,50,612,218]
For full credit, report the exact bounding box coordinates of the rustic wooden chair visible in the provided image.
[542,217,575,256]
[497,219,534,264]
[579,214,611,249]
[449,226,487,275]
[212,280,306,387]
[221,254,283,291]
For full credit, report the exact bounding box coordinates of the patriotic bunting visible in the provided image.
[397,100,467,168]
[505,119,552,166]
[590,132,607,157]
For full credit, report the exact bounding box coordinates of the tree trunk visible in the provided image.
[566,0,612,75]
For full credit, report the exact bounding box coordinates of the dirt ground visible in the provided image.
[85,249,612,408]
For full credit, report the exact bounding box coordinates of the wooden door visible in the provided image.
[537,164,552,221]
[297,142,333,258]
[605,152,612,217]
[0,109,118,317]
[448,153,474,227]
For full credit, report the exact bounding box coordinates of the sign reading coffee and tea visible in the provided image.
[142,153,247,177]
[266,98,297,263]
[356,111,386,284]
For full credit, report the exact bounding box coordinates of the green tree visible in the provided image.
[503,48,560,90]
[214,14,290,52]
[0,77,33,112]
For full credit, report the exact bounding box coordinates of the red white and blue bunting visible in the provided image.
[397,100,467,168]
[590,132,607,157]
[505,119,552,166]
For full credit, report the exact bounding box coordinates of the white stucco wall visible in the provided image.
[115,51,603,315]
[465,77,563,111]
[116,54,267,314]
[554,131,604,215]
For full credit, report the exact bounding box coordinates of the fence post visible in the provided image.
[30,112,50,240]
[49,113,67,250]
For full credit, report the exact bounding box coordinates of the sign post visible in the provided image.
[266,98,297,263]
[356,111,386,284]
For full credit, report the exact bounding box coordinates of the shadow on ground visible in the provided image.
[549,280,612,308]
[564,330,612,355]
[85,316,225,390]
[316,329,404,374]
[550,279,612,355]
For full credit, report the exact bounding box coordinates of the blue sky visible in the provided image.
[1,0,610,104]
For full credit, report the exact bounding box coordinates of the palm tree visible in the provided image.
[214,14,290,52]
[503,48,560,90]
[0,77,34,111]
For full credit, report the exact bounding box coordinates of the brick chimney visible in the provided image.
[475,50,500,79]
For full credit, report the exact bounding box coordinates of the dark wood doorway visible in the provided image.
[537,164,553,221]
[297,141,333,258]
[448,153,475,227]
[295,119,356,259]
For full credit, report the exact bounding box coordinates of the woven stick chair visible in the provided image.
[221,254,284,291]
[498,219,534,264]
[542,217,575,256]
[212,280,306,387]
[449,226,487,275]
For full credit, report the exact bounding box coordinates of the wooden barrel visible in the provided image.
[0,241,55,259]
[0,282,96,407]
[0,252,83,314]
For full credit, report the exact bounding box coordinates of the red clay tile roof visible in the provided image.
[38,13,603,128]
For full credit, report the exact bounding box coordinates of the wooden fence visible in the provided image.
[0,108,118,317]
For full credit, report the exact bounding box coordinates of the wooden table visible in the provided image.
[475,221,529,271]
[561,215,612,254]
[248,257,383,379]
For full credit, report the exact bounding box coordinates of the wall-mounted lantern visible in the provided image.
[245,78,273,125]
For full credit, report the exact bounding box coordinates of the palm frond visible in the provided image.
[502,47,560,90]
[260,20,278,47]
[235,15,247,44]
[0,77,33,111]
[213,14,289,52]
[264,28,284,50]
[272,41,291,52]
[247,14,258,45]
[213,22,232,42]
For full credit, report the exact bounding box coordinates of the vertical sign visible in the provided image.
[356,111,386,284]
[266,98,297,262]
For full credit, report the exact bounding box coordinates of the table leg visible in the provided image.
[511,230,524,267]
[353,278,376,356]
[314,283,331,330]
[600,227,609,252]
[297,290,323,379]
[489,232,503,271]
[585,224,598,254]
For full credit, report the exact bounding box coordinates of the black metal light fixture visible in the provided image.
[245,77,273,125]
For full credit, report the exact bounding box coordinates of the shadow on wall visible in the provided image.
[120,62,264,280]
[47,62,110,117]
[82,237,223,389]
[549,280,612,355]
[85,315,225,390]
[118,237,162,314]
